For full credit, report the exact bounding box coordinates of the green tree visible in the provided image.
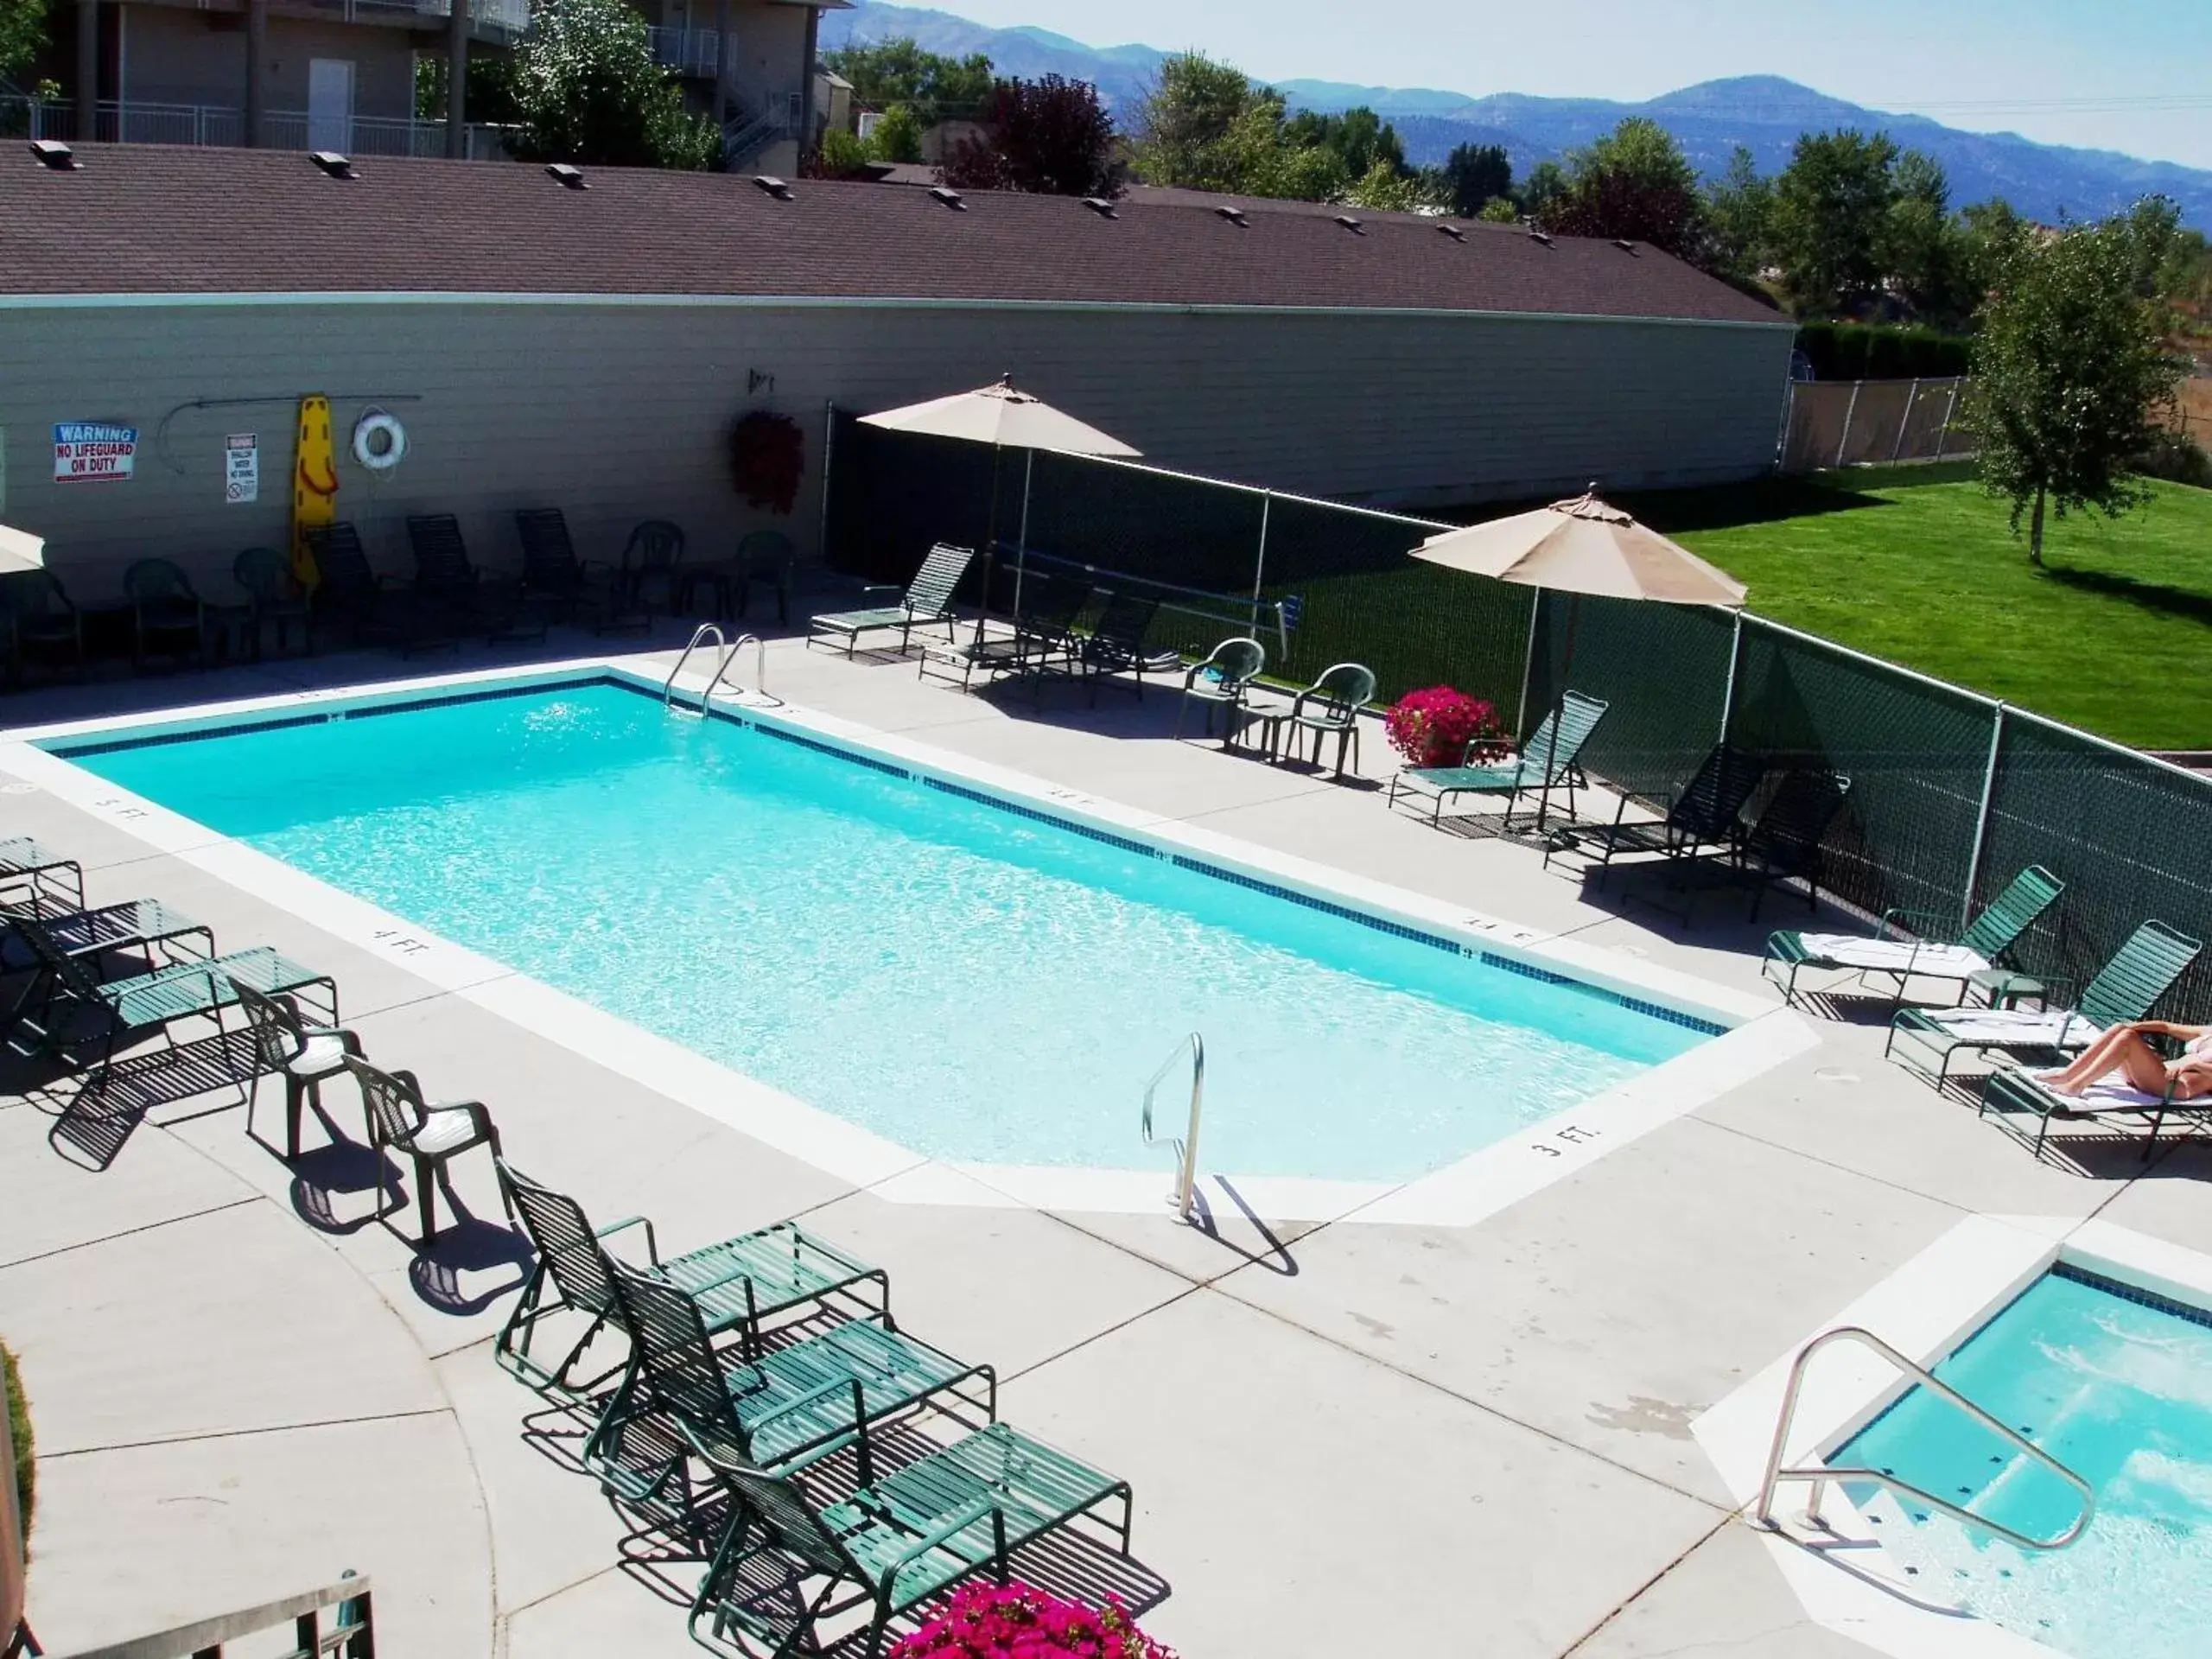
[1954,197,2031,315]
[1129,53,1350,201]
[1964,213,2187,564]
[823,37,993,128]
[1702,144,1774,285]
[1344,158,1441,213]
[1884,149,1963,322]
[0,0,45,80]
[502,0,719,169]
[1770,129,1900,315]
[1476,194,1521,224]
[1516,158,1567,219]
[1285,105,1407,182]
[868,101,925,164]
[1441,142,1512,219]
[1541,116,1705,259]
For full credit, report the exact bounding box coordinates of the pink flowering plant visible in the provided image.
[890,1583,1177,1659]
[1384,686,1511,769]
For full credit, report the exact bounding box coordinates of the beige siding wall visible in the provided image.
[0,298,1793,601]
[122,8,419,121]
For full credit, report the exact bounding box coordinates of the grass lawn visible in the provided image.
[1613,463,2212,750]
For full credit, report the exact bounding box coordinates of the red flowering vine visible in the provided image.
[1384,686,1512,768]
[890,1583,1176,1659]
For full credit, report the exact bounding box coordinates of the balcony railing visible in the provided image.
[0,96,515,160]
[128,0,529,38]
[646,25,720,79]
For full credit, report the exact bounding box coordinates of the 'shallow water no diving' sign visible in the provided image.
[53,423,137,483]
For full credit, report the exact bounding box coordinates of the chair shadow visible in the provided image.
[2044,563,2212,628]
[407,1210,534,1316]
[41,1028,257,1171]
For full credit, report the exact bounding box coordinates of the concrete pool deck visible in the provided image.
[4,621,2207,1659]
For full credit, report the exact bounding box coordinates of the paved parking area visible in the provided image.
[3,620,2201,1658]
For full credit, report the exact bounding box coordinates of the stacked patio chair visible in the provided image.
[513,509,652,636]
[1541,743,1767,890]
[406,514,547,646]
[122,559,208,670]
[1764,865,2066,1009]
[808,543,974,658]
[1387,690,1610,831]
[1283,662,1377,779]
[1174,637,1268,744]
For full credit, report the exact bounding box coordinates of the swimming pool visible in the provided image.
[1837,1264,2212,1659]
[48,676,1718,1185]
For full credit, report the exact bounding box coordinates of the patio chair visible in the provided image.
[123,559,208,670]
[620,519,687,615]
[0,896,212,981]
[344,1055,510,1245]
[1284,662,1376,779]
[1764,864,2065,1008]
[922,576,1091,692]
[690,1417,1134,1659]
[406,513,546,645]
[808,543,974,658]
[591,1264,994,1537]
[493,1160,892,1402]
[232,981,362,1159]
[1541,743,1768,889]
[1886,919,2202,1088]
[513,508,650,635]
[1077,590,1178,699]
[0,569,83,684]
[303,523,416,651]
[1173,637,1268,742]
[0,836,86,917]
[232,547,313,659]
[1386,690,1609,831]
[1979,1059,2211,1165]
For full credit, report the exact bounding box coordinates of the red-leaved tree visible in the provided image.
[942,73,1125,198]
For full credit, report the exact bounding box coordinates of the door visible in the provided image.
[307,58,354,153]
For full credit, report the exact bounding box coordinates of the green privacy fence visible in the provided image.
[824,414,2212,1019]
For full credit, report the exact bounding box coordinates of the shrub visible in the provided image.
[2134,427,2212,489]
[1796,320,1972,381]
[890,1583,1174,1659]
[3,1339,29,1547]
[1384,686,1510,768]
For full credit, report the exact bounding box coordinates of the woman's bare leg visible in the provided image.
[2041,1027,2141,1093]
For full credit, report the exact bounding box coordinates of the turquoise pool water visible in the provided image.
[1839,1267,2212,1658]
[59,679,1709,1180]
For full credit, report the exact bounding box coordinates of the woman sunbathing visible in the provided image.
[2037,1020,2212,1100]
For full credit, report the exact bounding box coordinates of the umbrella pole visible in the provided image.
[974,444,1005,651]
[1537,594,1580,831]
[1013,449,1034,624]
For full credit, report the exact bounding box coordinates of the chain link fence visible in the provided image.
[826,413,2212,1018]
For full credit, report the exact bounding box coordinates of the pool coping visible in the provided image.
[0,653,1815,1227]
[1693,1211,2212,1659]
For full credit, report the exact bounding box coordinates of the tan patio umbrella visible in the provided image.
[0,524,45,575]
[860,378,1140,646]
[1411,486,1747,824]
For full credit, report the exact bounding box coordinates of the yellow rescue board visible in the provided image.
[291,395,338,591]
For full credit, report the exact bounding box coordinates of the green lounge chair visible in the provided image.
[1764,865,2065,1007]
[809,543,974,658]
[690,1419,1135,1659]
[1676,766,1851,922]
[232,982,364,1160]
[1173,636,1267,742]
[493,1160,891,1402]
[1886,919,2202,1087]
[0,897,212,978]
[918,577,1090,694]
[407,513,546,646]
[513,508,651,635]
[588,1265,993,1537]
[1387,690,1609,831]
[1285,662,1376,779]
[1077,590,1178,700]
[1980,1058,2210,1164]
[0,836,86,916]
[304,522,421,652]
[1542,743,1767,889]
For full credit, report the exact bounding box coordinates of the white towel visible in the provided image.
[1923,1007,2100,1047]
[1999,1065,2168,1114]
[1798,934,1990,977]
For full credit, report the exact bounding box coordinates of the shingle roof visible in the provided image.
[1,143,1787,327]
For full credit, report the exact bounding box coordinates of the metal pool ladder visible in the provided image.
[664,625,774,717]
[1755,1325,2094,1551]
[1140,1032,1205,1221]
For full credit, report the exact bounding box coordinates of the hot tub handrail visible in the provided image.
[1754,1323,2094,1552]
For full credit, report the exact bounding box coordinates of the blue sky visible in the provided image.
[938,0,2212,169]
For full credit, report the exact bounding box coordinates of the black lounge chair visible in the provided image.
[303,523,417,651]
[406,513,546,646]
[1678,766,1853,921]
[0,569,84,684]
[1078,588,1179,699]
[513,509,650,635]
[1544,744,1769,888]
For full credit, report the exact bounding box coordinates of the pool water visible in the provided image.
[1838,1267,2212,1659]
[61,680,1707,1180]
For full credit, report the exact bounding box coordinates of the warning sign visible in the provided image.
[53,422,137,484]
[225,433,259,505]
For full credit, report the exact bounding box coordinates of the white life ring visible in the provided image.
[352,410,408,472]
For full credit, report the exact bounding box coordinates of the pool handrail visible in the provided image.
[1754,1323,2094,1553]
[1139,1032,1205,1221]
[664,623,728,709]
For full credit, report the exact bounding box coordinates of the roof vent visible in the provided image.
[1612,238,1639,255]
[308,150,357,180]
[29,139,77,170]
[545,163,588,190]
[753,175,795,200]
[1081,196,1118,219]
[930,186,966,212]
[1334,214,1365,235]
[1437,222,1465,243]
[1214,206,1249,227]
[1528,228,1554,247]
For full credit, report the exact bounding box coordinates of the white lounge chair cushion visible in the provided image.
[1799,934,1989,977]
[1924,1007,2100,1047]
[410,1104,485,1156]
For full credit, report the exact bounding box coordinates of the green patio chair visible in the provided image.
[233,547,314,660]
[808,543,974,658]
[1285,662,1376,779]
[0,836,86,917]
[1542,743,1768,890]
[0,569,83,684]
[1387,690,1609,831]
[1979,1057,2212,1165]
[493,1160,891,1402]
[123,559,207,670]
[588,1264,993,1538]
[1886,918,2203,1087]
[734,529,798,625]
[1764,865,2065,1007]
[344,1056,509,1245]
[232,982,363,1160]
[690,1416,1135,1659]
[1173,636,1267,742]
[620,519,687,615]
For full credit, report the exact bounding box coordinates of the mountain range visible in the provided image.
[819,2,2212,229]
